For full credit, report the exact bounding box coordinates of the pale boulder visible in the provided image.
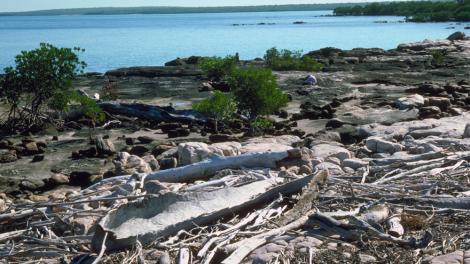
[365,137,403,154]
[424,250,463,264]
[114,152,152,175]
[342,158,369,170]
[396,94,425,110]
[178,142,242,165]
[310,144,352,162]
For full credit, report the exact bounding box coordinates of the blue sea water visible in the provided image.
[0,10,468,72]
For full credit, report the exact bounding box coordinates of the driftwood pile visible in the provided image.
[0,131,469,263]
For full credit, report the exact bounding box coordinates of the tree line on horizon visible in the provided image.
[0,3,360,16]
[334,0,470,22]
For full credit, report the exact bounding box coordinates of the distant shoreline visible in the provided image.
[0,3,364,17]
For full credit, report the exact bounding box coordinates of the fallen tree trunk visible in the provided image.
[98,102,205,124]
[92,174,315,252]
[85,151,290,192]
[144,151,290,183]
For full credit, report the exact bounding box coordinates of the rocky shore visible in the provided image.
[0,33,470,263]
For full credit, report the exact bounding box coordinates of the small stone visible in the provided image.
[0,198,6,212]
[138,136,154,144]
[365,137,403,154]
[159,158,178,170]
[327,242,338,250]
[72,216,99,235]
[326,118,347,129]
[50,173,70,185]
[0,150,18,163]
[419,106,441,119]
[299,165,313,175]
[52,135,59,141]
[95,137,116,156]
[32,154,45,163]
[36,141,47,149]
[125,138,135,145]
[0,140,12,149]
[359,254,377,263]
[342,158,368,170]
[209,134,235,143]
[396,94,425,110]
[311,143,352,161]
[144,180,169,194]
[464,124,470,139]
[168,128,190,138]
[23,142,40,155]
[152,145,175,157]
[326,156,341,166]
[130,145,150,157]
[143,155,160,171]
[20,179,45,191]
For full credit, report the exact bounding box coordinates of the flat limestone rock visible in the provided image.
[424,250,463,264]
[310,144,351,161]
[92,174,314,251]
[358,113,470,140]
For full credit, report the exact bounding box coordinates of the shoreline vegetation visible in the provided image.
[0,3,359,16]
[334,0,470,22]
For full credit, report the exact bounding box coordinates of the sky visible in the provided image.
[2,0,386,12]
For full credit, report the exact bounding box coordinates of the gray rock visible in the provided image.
[23,142,40,156]
[342,158,369,170]
[49,174,70,185]
[137,136,154,144]
[130,145,150,157]
[20,179,45,191]
[424,250,463,264]
[464,124,470,139]
[359,254,377,263]
[299,165,313,175]
[159,158,178,170]
[447,31,466,41]
[0,150,18,164]
[144,180,169,194]
[143,155,160,171]
[427,97,451,111]
[95,137,116,156]
[419,106,441,119]
[365,137,403,154]
[311,143,352,161]
[396,94,425,110]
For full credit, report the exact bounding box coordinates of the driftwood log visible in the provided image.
[98,101,205,124]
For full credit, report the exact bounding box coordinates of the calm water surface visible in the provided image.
[1,11,468,72]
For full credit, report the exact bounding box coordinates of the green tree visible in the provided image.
[193,90,237,132]
[264,47,323,71]
[229,67,288,121]
[72,93,106,139]
[0,43,86,131]
[199,55,238,81]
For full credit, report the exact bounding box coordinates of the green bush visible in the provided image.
[264,47,323,71]
[431,50,447,66]
[229,67,288,120]
[72,93,105,125]
[199,55,238,81]
[250,116,273,130]
[193,90,237,132]
[72,93,105,138]
[0,43,86,130]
